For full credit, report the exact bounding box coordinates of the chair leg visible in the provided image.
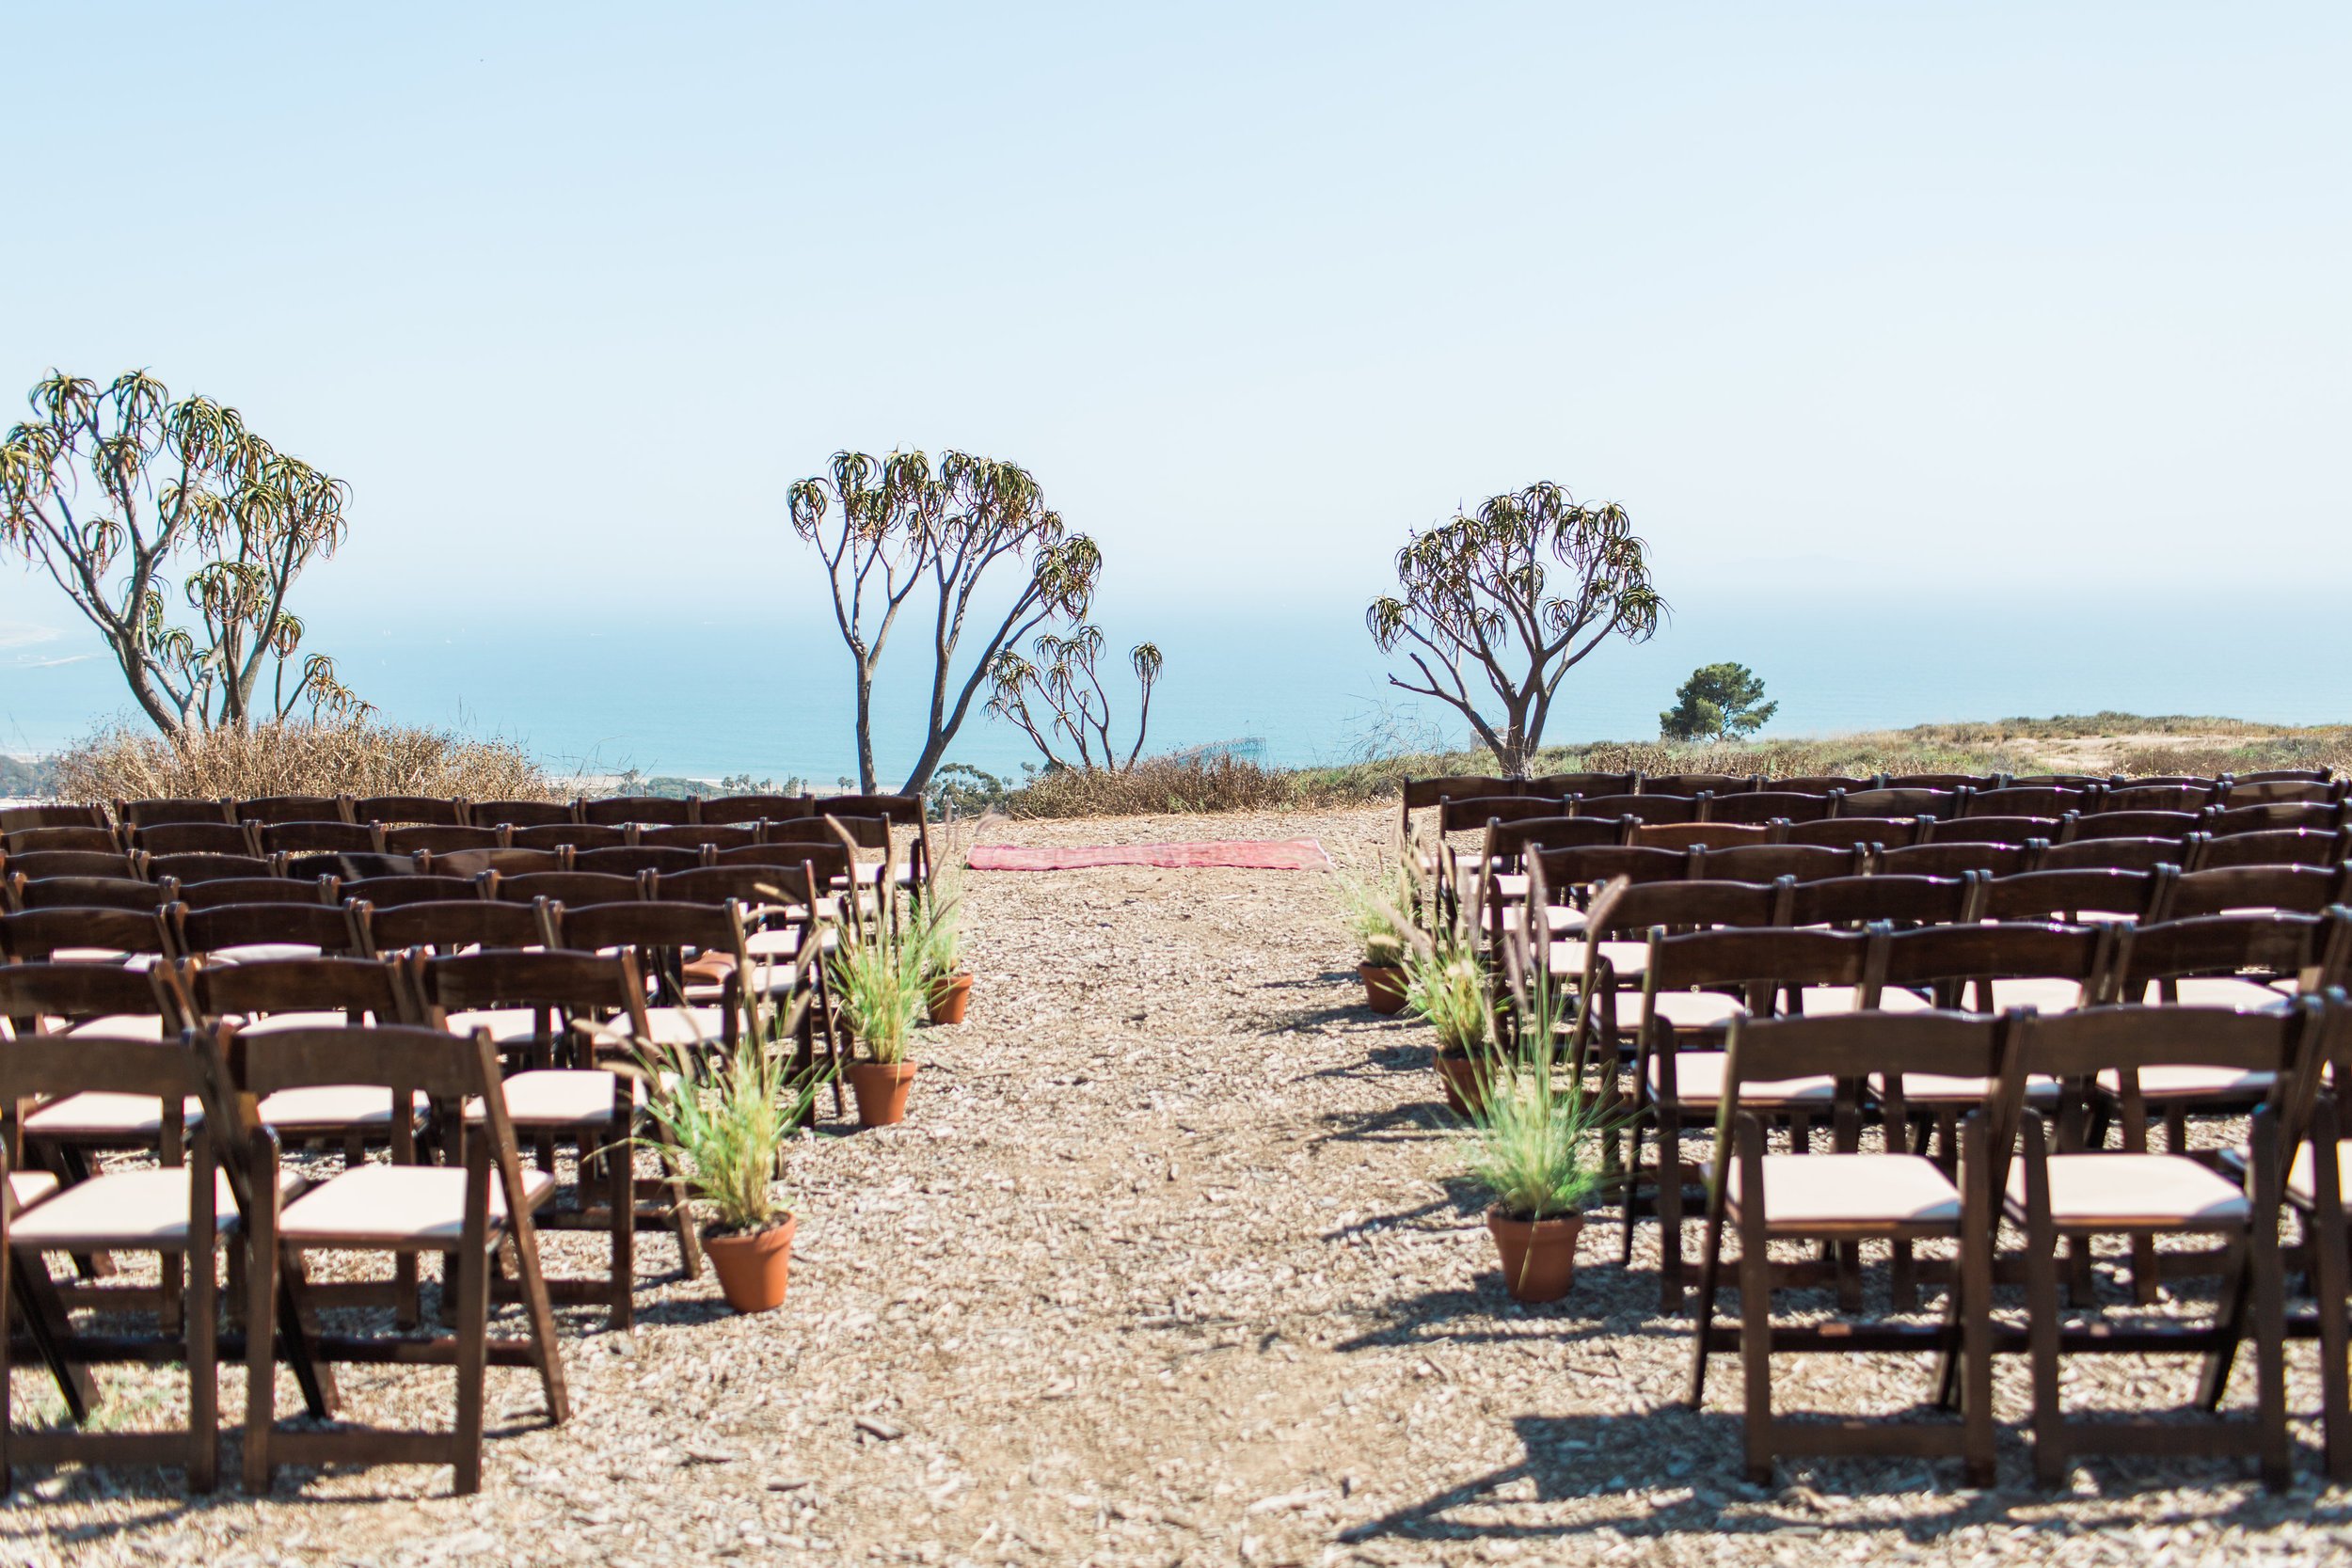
[186,1242,217,1494]
[1735,1120,1774,1487]
[1958,1117,1997,1486]
[1619,1116,1645,1266]
[2198,1239,2252,1411]
[10,1252,94,1423]
[1658,1109,1686,1314]
[2252,1203,2292,1491]
[607,1121,635,1331]
[453,1236,489,1496]
[1687,1195,1725,1407]
[2022,1150,2068,1488]
[244,1218,278,1493]
[2316,1210,2352,1485]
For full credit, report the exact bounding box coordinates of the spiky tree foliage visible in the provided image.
[1367,483,1663,778]
[0,370,364,735]
[1660,661,1777,741]
[986,622,1163,773]
[788,450,1101,794]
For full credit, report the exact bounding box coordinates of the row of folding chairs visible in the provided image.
[1444,789,2349,834]
[0,790,929,832]
[1,814,898,862]
[1674,997,2352,1489]
[1,835,877,892]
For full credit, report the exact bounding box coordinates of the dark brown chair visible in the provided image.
[570,846,707,878]
[1688,1008,2006,1486]
[1966,785,2100,818]
[1628,821,1771,852]
[1784,874,1977,930]
[353,795,467,827]
[508,822,628,850]
[1878,921,2117,1017]
[2224,778,2346,807]
[1994,1003,2318,1489]
[176,877,336,912]
[1878,842,2038,880]
[340,874,486,909]
[2190,829,2351,871]
[698,793,814,827]
[2169,864,2352,920]
[2,826,119,855]
[1,906,174,964]
[1562,876,1794,1065]
[2104,784,2217,815]
[148,853,279,886]
[1,849,142,882]
[358,898,545,958]
[237,795,353,826]
[1919,816,2061,847]
[1837,788,1959,820]
[1684,843,1866,885]
[6,875,176,915]
[494,872,644,908]
[1703,792,1835,826]
[0,1033,231,1491]
[638,823,761,851]
[1778,816,1922,850]
[117,799,232,829]
[1626,924,1866,1310]
[410,949,695,1328]
[1974,867,2172,925]
[2063,810,2201,843]
[1767,775,1874,795]
[1573,792,1694,823]
[134,822,257,859]
[256,821,384,858]
[2035,836,2192,875]
[384,824,509,856]
[173,902,365,961]
[1882,774,1998,791]
[1438,795,1575,834]
[209,1022,569,1495]
[1529,771,1639,798]
[2209,802,2350,838]
[0,804,108,833]
[465,799,576,830]
[1642,773,1757,797]
[578,795,695,827]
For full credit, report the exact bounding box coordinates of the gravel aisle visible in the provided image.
[10,805,2351,1565]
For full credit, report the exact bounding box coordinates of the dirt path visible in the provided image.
[12,805,2352,1566]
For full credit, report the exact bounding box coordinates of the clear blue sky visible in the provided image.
[4,4,2347,764]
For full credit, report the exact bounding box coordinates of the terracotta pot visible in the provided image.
[1359,962,1408,1015]
[929,971,973,1025]
[704,1215,796,1313]
[1436,1051,1489,1117]
[849,1059,917,1127]
[1486,1207,1583,1304]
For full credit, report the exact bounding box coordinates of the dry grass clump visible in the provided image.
[2116,730,2352,780]
[1007,754,1298,817]
[47,720,563,804]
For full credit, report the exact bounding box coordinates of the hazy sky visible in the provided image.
[4,4,2347,752]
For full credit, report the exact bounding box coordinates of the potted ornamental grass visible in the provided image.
[1337,848,1417,1014]
[828,892,929,1127]
[1458,965,1615,1304]
[915,856,972,1025]
[1376,853,1500,1114]
[635,1026,822,1313]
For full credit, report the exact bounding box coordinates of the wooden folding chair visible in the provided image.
[149,853,278,886]
[0,804,109,833]
[0,1034,244,1492]
[1779,816,1921,851]
[1702,791,1835,826]
[208,1023,570,1495]
[1559,873,1788,1067]
[2037,836,2194,874]
[384,824,509,856]
[172,900,367,963]
[1994,1003,2322,1490]
[1,849,143,883]
[1,905,173,964]
[134,822,259,859]
[1921,815,2064,848]
[357,898,544,958]
[2170,863,2352,919]
[1878,841,2039,880]
[342,873,486,909]
[1629,821,1772,852]
[2066,809,2202,843]
[509,821,627,850]
[353,794,467,827]
[571,846,707,879]
[1687,844,1867,884]
[1837,788,1961,821]
[1784,873,1977,932]
[236,795,354,826]
[579,795,697,827]
[1975,866,2174,925]
[1688,1008,2009,1486]
[177,876,338,911]
[410,949,698,1326]
[117,798,233,829]
[2190,829,2352,871]
[256,820,384,858]
[698,792,817,828]
[466,799,577,830]
[1,826,120,855]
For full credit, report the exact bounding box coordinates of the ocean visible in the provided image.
[3,587,2345,786]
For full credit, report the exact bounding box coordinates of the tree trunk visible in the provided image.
[853,659,879,794]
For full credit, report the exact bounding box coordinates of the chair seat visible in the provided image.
[1493,898,1587,937]
[744,926,836,960]
[1984,977,2090,1012]
[1790,985,1932,1016]
[256,1085,432,1132]
[2162,976,2295,1012]
[2094,1063,2278,1101]
[61,1014,167,1041]
[2005,1153,2249,1229]
[11,1166,300,1250]
[644,1005,731,1046]
[1546,939,1649,980]
[1873,1070,2061,1105]
[1650,1052,1837,1108]
[2287,1141,2352,1208]
[203,942,326,965]
[1728,1152,1961,1230]
[1646,990,1746,1030]
[8,1171,59,1212]
[463,1069,641,1127]
[237,1009,373,1035]
[441,1006,545,1043]
[276,1164,556,1247]
[24,1092,204,1139]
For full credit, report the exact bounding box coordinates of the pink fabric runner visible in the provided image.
[967,838,1332,872]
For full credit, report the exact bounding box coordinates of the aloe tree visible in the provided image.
[1368,483,1663,778]
[788,450,1100,794]
[0,370,364,735]
[986,622,1164,772]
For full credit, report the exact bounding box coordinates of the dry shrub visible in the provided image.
[1008,755,1298,817]
[47,720,563,805]
[2115,730,2352,781]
